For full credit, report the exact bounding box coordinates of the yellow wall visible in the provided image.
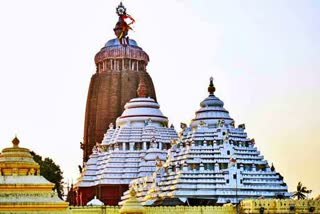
[0,210,68,214]
[145,206,235,214]
[69,199,320,214]
[240,199,320,214]
[68,206,119,214]
[68,205,235,214]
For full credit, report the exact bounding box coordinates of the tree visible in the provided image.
[30,151,64,199]
[292,181,312,199]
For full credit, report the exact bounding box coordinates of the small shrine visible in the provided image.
[0,137,68,213]
[120,189,144,214]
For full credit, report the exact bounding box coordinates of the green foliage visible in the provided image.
[30,151,64,199]
[292,181,312,200]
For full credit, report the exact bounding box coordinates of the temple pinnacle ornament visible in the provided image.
[114,2,135,46]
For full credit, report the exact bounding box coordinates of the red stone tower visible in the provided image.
[82,3,156,163]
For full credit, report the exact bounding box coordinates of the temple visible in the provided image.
[122,78,290,206]
[0,137,68,213]
[82,3,157,163]
[75,79,178,205]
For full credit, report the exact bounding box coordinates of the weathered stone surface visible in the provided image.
[78,37,157,205]
[83,70,156,163]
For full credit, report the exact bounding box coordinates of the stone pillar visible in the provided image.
[122,142,126,151]
[129,143,134,151]
[191,141,195,147]
[183,163,188,171]
[203,140,207,147]
[252,164,256,172]
[115,143,119,151]
[240,164,244,171]
[214,162,220,172]
[200,163,205,171]
[213,140,217,148]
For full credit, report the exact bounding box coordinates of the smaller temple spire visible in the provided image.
[137,78,147,97]
[271,163,275,172]
[120,188,144,214]
[208,77,216,95]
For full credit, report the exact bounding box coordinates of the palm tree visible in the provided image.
[292,182,312,199]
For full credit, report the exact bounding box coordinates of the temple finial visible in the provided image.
[116,2,126,16]
[114,2,135,46]
[12,135,20,147]
[208,77,216,95]
[137,78,147,97]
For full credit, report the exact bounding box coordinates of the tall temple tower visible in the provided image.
[82,3,156,162]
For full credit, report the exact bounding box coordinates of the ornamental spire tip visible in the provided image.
[12,135,20,147]
[208,77,216,95]
[114,2,135,46]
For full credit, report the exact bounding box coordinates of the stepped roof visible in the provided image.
[0,137,68,212]
[122,78,290,205]
[191,77,233,128]
[77,83,177,188]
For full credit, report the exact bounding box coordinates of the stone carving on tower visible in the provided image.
[82,2,157,163]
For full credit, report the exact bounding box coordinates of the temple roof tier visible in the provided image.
[0,137,68,213]
[76,94,177,195]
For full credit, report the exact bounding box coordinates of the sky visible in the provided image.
[0,0,319,197]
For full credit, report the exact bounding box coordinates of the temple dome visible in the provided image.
[191,78,233,128]
[105,38,139,48]
[116,97,168,127]
[0,137,40,176]
[200,95,224,107]
[95,38,149,64]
